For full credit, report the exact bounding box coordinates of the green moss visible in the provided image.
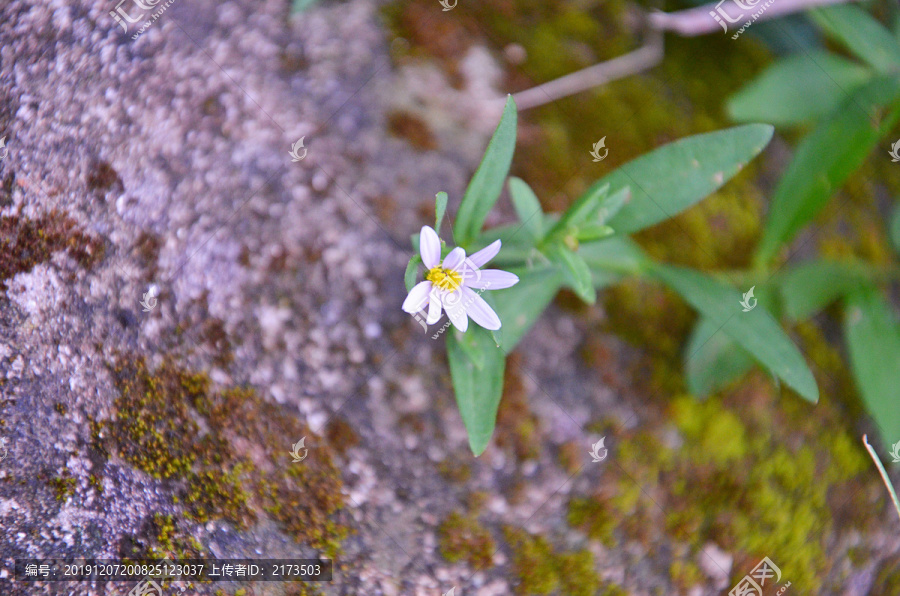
[49,472,76,501]
[97,356,349,558]
[566,496,617,548]
[669,559,705,592]
[556,550,601,596]
[54,402,68,416]
[183,466,253,528]
[128,513,205,559]
[503,527,558,595]
[438,511,495,569]
[671,397,748,466]
[596,394,876,591]
[88,474,103,494]
[502,526,619,596]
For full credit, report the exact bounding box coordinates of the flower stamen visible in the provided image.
[425,266,462,292]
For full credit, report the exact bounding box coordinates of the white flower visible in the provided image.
[402,225,519,332]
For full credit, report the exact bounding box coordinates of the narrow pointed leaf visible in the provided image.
[575,223,614,242]
[890,203,900,254]
[844,287,900,442]
[779,260,868,320]
[435,191,449,235]
[405,254,421,292]
[544,183,610,242]
[549,246,596,304]
[481,291,503,348]
[686,318,755,398]
[755,76,900,264]
[490,266,564,353]
[576,236,649,277]
[810,5,900,73]
[446,326,506,455]
[595,186,631,226]
[455,96,518,246]
[601,124,774,234]
[652,263,818,403]
[508,177,544,241]
[727,51,873,126]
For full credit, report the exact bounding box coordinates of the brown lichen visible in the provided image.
[387,110,438,150]
[0,210,104,290]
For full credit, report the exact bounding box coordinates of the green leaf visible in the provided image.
[481,291,503,348]
[594,186,631,226]
[844,287,900,442]
[602,124,774,234]
[727,51,873,126]
[754,76,900,264]
[890,203,900,254]
[435,191,449,235]
[453,322,488,370]
[455,96,518,246]
[651,263,819,403]
[576,236,649,278]
[575,223,614,242]
[779,260,868,320]
[508,177,544,241]
[543,183,610,242]
[549,246,596,304]
[446,325,507,455]
[491,266,564,353]
[810,5,900,73]
[404,254,421,292]
[685,318,755,398]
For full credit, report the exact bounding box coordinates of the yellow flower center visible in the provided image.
[425,266,463,292]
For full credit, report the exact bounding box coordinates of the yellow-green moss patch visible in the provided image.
[94,356,350,557]
[438,511,495,569]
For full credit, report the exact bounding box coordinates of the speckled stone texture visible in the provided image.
[3,0,896,595]
[0,0,591,594]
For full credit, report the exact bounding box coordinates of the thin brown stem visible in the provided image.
[511,0,856,110]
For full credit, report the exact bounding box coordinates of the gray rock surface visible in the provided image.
[2,0,896,595]
[0,0,624,594]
